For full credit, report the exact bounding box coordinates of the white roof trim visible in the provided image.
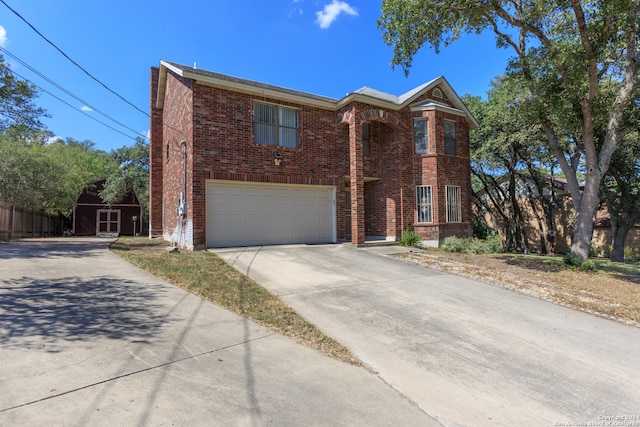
[156,61,478,127]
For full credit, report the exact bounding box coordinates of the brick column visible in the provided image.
[349,111,365,246]
[149,67,164,238]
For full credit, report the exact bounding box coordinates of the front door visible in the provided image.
[97,209,120,235]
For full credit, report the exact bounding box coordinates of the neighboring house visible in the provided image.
[150,60,478,249]
[475,173,640,254]
[73,180,142,236]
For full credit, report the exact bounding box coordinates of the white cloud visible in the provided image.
[0,26,7,47]
[288,0,304,18]
[315,0,358,29]
[80,105,94,112]
[45,135,63,145]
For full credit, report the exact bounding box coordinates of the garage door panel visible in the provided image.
[207,181,335,248]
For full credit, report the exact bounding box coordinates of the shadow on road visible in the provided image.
[0,276,168,350]
[0,239,112,260]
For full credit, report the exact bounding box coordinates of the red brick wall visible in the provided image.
[410,95,473,241]
[191,83,347,248]
[152,68,473,248]
[161,71,194,246]
[149,68,164,237]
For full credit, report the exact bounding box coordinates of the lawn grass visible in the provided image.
[110,236,361,366]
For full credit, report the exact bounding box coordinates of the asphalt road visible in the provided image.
[0,238,437,427]
[215,243,640,426]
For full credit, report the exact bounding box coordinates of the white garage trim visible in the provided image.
[206,180,336,248]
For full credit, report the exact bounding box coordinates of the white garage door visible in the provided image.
[206,181,336,248]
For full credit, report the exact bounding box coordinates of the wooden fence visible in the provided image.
[0,201,62,240]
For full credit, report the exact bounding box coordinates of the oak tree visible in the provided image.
[378,0,640,260]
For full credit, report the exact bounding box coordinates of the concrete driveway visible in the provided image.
[0,238,437,426]
[214,244,640,426]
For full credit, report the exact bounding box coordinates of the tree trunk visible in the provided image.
[570,178,601,261]
[611,222,632,263]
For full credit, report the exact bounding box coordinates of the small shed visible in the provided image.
[73,180,142,236]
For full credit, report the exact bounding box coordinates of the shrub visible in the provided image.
[580,259,596,272]
[441,236,467,253]
[563,253,582,268]
[590,243,603,258]
[625,246,638,261]
[399,230,422,248]
[472,218,492,240]
[562,253,597,272]
[440,235,503,254]
[485,234,504,253]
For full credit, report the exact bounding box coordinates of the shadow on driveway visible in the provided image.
[0,239,113,260]
[0,276,168,350]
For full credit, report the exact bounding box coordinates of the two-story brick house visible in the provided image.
[150,60,477,249]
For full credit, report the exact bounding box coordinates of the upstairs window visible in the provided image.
[414,119,429,154]
[362,122,371,157]
[444,120,456,155]
[254,102,299,148]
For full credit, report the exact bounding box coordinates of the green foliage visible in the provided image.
[563,253,597,272]
[0,130,118,215]
[625,246,638,261]
[101,137,150,231]
[0,54,49,131]
[471,217,493,240]
[441,235,503,254]
[563,253,583,268]
[462,77,553,253]
[378,0,639,263]
[580,259,596,272]
[440,236,466,253]
[399,230,421,248]
[590,243,603,258]
[602,131,640,259]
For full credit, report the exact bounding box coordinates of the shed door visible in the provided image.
[206,181,335,248]
[97,209,120,235]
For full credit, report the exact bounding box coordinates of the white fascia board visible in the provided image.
[411,102,468,116]
[161,61,338,110]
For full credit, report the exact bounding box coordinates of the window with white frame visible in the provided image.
[414,119,429,154]
[416,186,433,223]
[444,120,456,155]
[446,185,462,222]
[254,102,299,148]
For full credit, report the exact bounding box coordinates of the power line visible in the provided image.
[0,0,149,118]
[7,66,139,141]
[1,47,148,140]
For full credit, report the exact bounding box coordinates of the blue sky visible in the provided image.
[1,0,513,152]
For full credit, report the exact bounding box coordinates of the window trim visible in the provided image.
[446,185,462,223]
[444,120,456,155]
[253,101,299,148]
[416,185,433,224]
[414,118,429,155]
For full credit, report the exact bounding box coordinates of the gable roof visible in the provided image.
[157,60,478,128]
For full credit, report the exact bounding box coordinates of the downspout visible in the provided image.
[182,140,187,214]
[171,140,187,249]
[177,140,187,248]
